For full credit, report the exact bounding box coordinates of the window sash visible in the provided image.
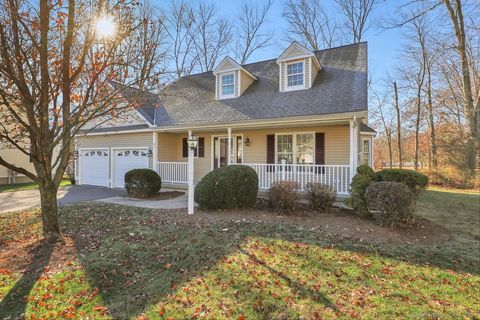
[286,62,304,87]
[221,74,234,96]
[276,133,314,165]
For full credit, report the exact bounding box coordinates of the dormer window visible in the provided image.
[221,73,235,97]
[287,61,304,88]
[277,42,322,93]
[214,56,257,100]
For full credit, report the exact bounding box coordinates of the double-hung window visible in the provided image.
[276,133,314,164]
[286,61,304,88]
[362,139,371,165]
[221,73,235,97]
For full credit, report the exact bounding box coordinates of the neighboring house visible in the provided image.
[76,42,375,195]
[0,147,33,184]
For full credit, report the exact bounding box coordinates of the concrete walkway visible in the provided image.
[0,185,125,213]
[97,191,191,210]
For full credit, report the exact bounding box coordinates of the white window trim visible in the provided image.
[275,132,315,164]
[361,137,372,166]
[285,60,306,92]
[219,72,235,99]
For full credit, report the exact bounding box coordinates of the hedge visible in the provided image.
[194,165,259,210]
[125,169,162,198]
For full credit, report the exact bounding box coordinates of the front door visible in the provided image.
[213,136,243,169]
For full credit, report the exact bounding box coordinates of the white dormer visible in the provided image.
[213,57,257,100]
[276,42,322,92]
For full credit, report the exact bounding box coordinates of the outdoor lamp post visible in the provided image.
[187,136,199,149]
[187,132,197,215]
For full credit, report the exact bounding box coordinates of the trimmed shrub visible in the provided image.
[125,169,162,198]
[194,165,259,210]
[357,164,376,177]
[306,182,336,211]
[376,169,428,195]
[346,164,377,214]
[365,182,416,227]
[268,181,300,214]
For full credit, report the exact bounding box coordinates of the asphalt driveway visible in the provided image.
[0,185,125,213]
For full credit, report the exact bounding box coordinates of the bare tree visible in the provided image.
[441,0,478,175]
[125,0,168,90]
[234,0,273,64]
[187,1,232,72]
[164,1,197,79]
[405,18,428,171]
[283,0,344,50]
[388,0,479,175]
[0,0,153,240]
[335,0,379,43]
[372,89,394,168]
[393,81,403,168]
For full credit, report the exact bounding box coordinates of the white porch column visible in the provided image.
[349,118,359,181]
[152,132,158,170]
[227,127,232,165]
[188,130,195,215]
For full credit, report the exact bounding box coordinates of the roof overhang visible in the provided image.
[151,111,368,133]
[213,56,257,80]
[276,41,322,70]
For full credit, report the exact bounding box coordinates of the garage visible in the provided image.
[112,148,149,188]
[79,149,110,187]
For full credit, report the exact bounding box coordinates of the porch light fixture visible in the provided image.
[187,136,199,149]
[245,137,251,146]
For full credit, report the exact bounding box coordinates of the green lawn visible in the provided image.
[0,189,478,319]
[0,179,72,193]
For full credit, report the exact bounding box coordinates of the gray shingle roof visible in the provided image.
[80,124,150,134]
[116,42,367,127]
[360,123,376,133]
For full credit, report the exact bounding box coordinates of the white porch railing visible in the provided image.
[156,161,351,195]
[156,162,188,184]
[241,163,351,195]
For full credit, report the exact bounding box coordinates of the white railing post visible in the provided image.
[281,159,286,181]
[188,131,194,215]
[227,127,232,165]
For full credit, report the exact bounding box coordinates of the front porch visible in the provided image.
[152,118,373,196]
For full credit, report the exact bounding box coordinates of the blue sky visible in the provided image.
[151,0,408,88]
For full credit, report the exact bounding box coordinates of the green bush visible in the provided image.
[268,181,300,214]
[346,164,377,214]
[376,169,428,194]
[365,182,416,227]
[306,182,336,212]
[125,169,162,198]
[194,165,259,210]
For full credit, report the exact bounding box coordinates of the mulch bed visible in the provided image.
[164,206,451,246]
[129,191,185,201]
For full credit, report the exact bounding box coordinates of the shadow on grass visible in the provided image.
[2,199,478,319]
[0,241,55,318]
[240,247,338,312]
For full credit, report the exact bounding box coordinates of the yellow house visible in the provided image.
[76,42,375,195]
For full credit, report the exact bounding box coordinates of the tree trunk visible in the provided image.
[426,66,437,168]
[394,81,402,169]
[38,181,61,241]
[387,130,393,169]
[442,0,477,176]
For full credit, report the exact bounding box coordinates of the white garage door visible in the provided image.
[113,148,149,188]
[80,149,109,187]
